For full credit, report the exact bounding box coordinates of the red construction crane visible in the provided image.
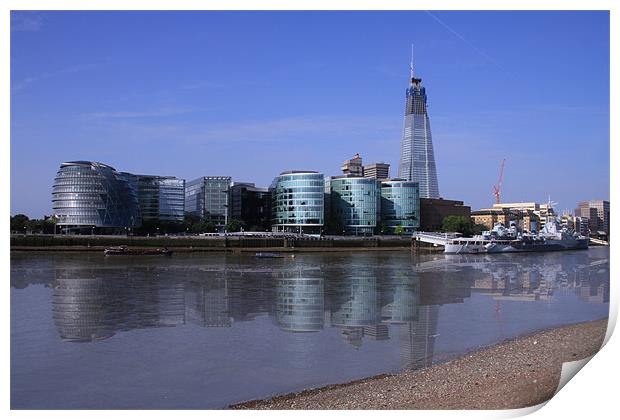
[493,159,506,204]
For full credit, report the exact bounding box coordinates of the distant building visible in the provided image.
[473,201,558,232]
[419,198,471,232]
[380,179,420,235]
[575,216,591,236]
[577,200,610,237]
[271,171,324,234]
[397,55,440,198]
[363,162,390,180]
[228,182,271,231]
[471,208,519,230]
[185,176,232,228]
[329,176,381,236]
[133,175,185,222]
[52,161,141,233]
[489,202,555,226]
[341,153,364,177]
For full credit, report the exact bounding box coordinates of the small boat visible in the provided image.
[104,246,173,256]
[255,252,284,258]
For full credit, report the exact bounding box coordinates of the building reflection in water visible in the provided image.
[49,250,608,375]
[52,275,125,342]
[275,270,324,332]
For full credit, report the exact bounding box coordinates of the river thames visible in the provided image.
[10,248,609,409]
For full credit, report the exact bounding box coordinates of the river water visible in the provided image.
[10,248,609,409]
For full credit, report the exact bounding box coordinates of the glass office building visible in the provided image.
[380,180,420,235]
[134,175,185,222]
[397,57,440,198]
[52,161,141,232]
[185,176,232,228]
[329,176,380,236]
[228,182,272,230]
[271,171,324,234]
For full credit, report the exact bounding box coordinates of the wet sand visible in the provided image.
[231,319,608,410]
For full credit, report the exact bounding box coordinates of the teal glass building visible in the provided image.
[329,176,380,236]
[380,180,420,235]
[271,171,324,234]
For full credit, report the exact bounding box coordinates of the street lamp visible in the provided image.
[91,226,95,236]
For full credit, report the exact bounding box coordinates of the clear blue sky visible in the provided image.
[10,10,609,218]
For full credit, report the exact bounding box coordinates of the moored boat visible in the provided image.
[104,246,173,256]
[255,252,284,258]
[444,220,588,254]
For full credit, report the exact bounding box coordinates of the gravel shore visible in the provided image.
[231,319,608,410]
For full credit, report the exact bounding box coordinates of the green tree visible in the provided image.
[394,225,405,236]
[442,215,473,236]
[376,221,388,235]
[202,222,216,233]
[11,214,30,233]
[225,219,243,232]
[472,223,488,235]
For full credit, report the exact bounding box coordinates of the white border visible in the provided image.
[4,1,617,419]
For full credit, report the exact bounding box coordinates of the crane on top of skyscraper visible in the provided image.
[493,159,506,204]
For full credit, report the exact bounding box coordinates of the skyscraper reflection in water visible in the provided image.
[46,251,608,378]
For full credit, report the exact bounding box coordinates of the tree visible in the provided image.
[376,221,388,235]
[202,222,216,233]
[394,225,405,236]
[472,223,488,235]
[442,215,473,236]
[225,219,243,232]
[11,214,30,233]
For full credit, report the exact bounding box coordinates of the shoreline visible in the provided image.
[10,246,436,253]
[231,319,608,410]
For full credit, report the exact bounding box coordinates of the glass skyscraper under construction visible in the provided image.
[397,55,440,199]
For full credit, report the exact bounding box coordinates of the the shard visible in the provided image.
[397,49,440,198]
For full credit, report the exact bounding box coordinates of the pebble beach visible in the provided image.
[231,319,608,410]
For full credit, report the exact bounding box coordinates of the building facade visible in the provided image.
[341,153,364,177]
[363,163,390,180]
[52,161,141,232]
[133,175,185,222]
[471,209,519,230]
[271,171,324,234]
[577,200,610,237]
[380,180,420,235]
[329,176,381,236]
[397,57,440,198]
[185,176,232,228]
[228,182,271,231]
[419,198,471,232]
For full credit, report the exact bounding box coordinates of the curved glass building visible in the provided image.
[52,161,141,231]
[271,171,324,234]
[380,179,420,235]
[330,176,380,236]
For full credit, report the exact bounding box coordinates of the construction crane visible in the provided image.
[493,159,506,204]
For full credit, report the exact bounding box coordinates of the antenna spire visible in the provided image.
[410,44,414,79]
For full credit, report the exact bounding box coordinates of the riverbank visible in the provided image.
[10,246,432,253]
[231,319,608,410]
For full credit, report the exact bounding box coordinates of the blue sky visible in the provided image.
[10,10,609,217]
